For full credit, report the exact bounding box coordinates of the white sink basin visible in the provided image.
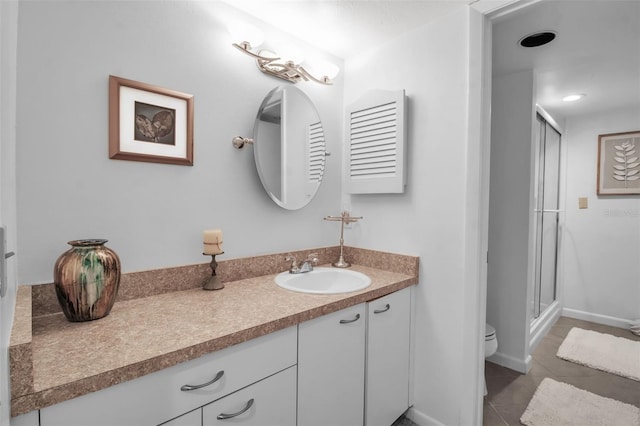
[275,267,371,294]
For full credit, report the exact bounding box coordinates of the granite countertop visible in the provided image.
[10,247,419,417]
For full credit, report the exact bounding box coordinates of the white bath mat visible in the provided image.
[556,327,640,381]
[520,378,640,426]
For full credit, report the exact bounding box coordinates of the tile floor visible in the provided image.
[483,316,640,425]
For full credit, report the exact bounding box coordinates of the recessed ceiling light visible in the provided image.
[562,94,585,102]
[519,31,556,48]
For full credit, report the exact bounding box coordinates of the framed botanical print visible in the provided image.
[109,75,194,166]
[597,130,640,195]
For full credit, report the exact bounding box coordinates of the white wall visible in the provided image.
[0,0,19,423]
[16,1,343,285]
[344,8,485,425]
[562,106,640,326]
[486,69,536,373]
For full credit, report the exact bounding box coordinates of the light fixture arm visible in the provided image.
[232,42,333,85]
[232,42,281,62]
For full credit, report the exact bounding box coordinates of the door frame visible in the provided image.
[471,0,544,423]
[0,0,19,423]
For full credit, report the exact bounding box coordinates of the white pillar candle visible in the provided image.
[203,229,223,255]
[203,229,222,244]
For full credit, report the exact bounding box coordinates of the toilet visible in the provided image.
[484,323,498,396]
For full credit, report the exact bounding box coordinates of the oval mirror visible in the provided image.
[253,86,326,210]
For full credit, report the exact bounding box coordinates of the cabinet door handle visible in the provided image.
[373,303,391,314]
[180,370,224,391]
[217,398,254,420]
[339,313,361,324]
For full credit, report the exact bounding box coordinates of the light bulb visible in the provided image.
[227,21,264,49]
[276,44,305,65]
[302,60,340,80]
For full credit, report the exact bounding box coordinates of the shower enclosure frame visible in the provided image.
[529,107,565,351]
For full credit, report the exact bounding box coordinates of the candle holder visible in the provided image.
[203,252,224,291]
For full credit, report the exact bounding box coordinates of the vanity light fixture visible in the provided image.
[232,40,337,85]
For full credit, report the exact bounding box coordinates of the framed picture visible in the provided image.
[109,75,194,165]
[597,130,640,195]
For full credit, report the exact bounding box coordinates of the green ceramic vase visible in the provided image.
[53,239,121,322]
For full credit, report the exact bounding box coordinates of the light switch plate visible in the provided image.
[578,197,588,209]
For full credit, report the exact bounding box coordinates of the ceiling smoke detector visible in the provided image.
[519,31,557,48]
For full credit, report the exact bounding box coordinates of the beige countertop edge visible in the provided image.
[10,285,32,346]
[11,274,417,416]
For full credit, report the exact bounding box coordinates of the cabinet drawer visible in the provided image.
[41,326,297,426]
[202,366,296,426]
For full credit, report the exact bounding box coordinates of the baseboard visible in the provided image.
[530,301,561,353]
[562,308,633,329]
[406,406,445,426]
[486,351,531,374]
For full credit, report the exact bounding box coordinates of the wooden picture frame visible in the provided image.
[109,75,194,166]
[597,130,640,195]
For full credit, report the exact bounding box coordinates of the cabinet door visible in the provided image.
[202,366,296,426]
[365,287,411,426]
[159,409,201,426]
[298,304,366,426]
[10,411,40,426]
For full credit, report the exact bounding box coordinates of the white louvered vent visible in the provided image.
[308,121,325,182]
[346,90,406,194]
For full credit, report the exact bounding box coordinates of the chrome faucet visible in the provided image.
[285,253,319,274]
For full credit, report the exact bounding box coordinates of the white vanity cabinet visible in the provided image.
[159,409,202,426]
[297,304,366,426]
[39,326,297,426]
[365,287,412,426]
[10,411,40,426]
[297,287,412,426]
[25,285,413,426]
[202,366,296,426]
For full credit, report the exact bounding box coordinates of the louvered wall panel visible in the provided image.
[346,90,406,194]
[308,121,325,182]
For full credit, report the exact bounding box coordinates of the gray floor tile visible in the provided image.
[486,373,544,407]
[493,405,528,426]
[484,316,640,426]
[485,360,520,378]
[526,358,557,378]
[483,399,508,426]
[534,351,602,377]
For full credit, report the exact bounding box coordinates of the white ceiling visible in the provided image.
[223,0,468,60]
[493,0,640,121]
[227,0,640,121]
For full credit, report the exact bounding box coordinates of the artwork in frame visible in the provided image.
[597,130,640,195]
[109,75,194,165]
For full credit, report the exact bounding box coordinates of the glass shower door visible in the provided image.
[532,114,561,320]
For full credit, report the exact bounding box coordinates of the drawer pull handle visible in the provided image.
[180,370,224,391]
[340,313,361,324]
[374,303,391,314]
[217,398,254,420]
